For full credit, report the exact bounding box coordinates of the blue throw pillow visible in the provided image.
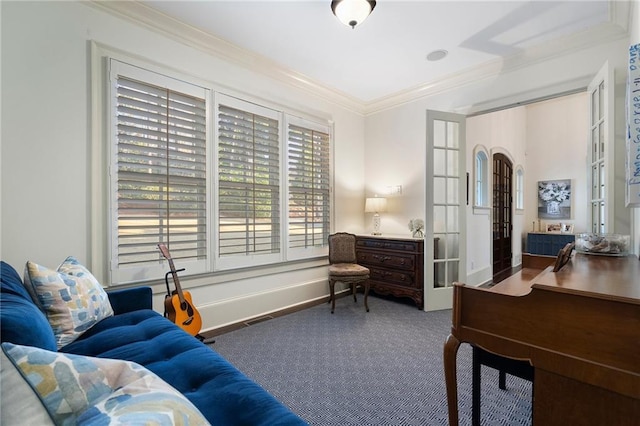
[1,261,57,350]
[0,261,32,300]
[0,291,57,351]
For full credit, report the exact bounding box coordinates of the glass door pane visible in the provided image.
[425,111,466,311]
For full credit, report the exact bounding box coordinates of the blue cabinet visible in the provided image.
[527,233,575,256]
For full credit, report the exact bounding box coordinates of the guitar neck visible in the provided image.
[158,244,186,303]
[166,258,186,302]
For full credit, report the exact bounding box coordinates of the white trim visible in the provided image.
[587,62,614,233]
[91,42,335,284]
[198,278,329,332]
[472,145,489,209]
[284,115,331,261]
[473,207,491,216]
[425,110,467,312]
[214,94,284,271]
[85,0,630,117]
[85,0,365,115]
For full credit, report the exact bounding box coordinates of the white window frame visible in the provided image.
[214,94,284,270]
[285,115,332,260]
[108,59,212,285]
[98,48,333,284]
[473,145,490,213]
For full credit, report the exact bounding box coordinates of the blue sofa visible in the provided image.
[0,260,306,425]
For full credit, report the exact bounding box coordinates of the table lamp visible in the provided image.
[365,197,387,235]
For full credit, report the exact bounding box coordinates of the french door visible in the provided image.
[587,62,614,234]
[425,110,466,311]
[492,153,513,282]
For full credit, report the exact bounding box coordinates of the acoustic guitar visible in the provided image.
[157,243,203,336]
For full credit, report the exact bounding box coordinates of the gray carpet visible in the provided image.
[212,295,532,425]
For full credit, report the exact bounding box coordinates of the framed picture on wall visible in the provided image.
[538,179,571,219]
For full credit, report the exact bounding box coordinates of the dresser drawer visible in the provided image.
[357,251,415,271]
[369,267,417,288]
[356,238,420,252]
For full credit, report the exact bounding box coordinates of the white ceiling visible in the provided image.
[137,0,623,104]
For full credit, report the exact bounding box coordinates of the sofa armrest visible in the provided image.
[107,287,153,315]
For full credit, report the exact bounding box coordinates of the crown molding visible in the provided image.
[84,0,366,115]
[85,0,629,118]
[363,6,630,115]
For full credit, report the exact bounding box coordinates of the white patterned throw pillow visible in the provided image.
[23,256,114,348]
[1,343,209,426]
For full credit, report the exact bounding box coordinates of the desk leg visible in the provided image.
[444,334,461,426]
[472,347,481,426]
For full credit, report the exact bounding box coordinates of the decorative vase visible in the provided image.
[546,200,560,215]
[412,230,424,238]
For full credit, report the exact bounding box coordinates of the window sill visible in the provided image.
[472,206,490,215]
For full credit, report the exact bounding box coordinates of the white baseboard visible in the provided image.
[466,266,493,287]
[197,278,338,332]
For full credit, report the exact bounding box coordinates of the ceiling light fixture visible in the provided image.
[331,0,376,29]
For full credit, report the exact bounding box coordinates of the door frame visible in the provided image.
[491,151,514,282]
[489,147,515,281]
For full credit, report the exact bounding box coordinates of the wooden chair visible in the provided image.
[328,232,370,314]
[472,347,534,426]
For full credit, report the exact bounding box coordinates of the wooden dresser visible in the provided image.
[527,232,575,256]
[355,235,424,309]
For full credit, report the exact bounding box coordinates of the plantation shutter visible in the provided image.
[287,119,331,255]
[217,96,281,267]
[112,62,208,283]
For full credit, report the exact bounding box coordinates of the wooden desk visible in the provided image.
[443,254,640,425]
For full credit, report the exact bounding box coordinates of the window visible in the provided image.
[109,60,209,284]
[216,95,282,269]
[515,165,524,211]
[107,59,332,283]
[473,145,489,209]
[287,117,331,259]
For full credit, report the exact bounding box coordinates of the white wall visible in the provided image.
[0,1,365,330]
[524,93,589,235]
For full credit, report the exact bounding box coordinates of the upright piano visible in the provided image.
[443,254,640,425]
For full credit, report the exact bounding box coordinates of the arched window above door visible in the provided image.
[473,145,489,211]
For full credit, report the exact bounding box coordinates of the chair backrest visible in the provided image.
[328,233,357,264]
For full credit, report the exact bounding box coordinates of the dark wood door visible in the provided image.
[492,153,512,281]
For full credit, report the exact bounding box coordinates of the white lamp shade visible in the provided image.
[365,197,387,213]
[332,0,376,28]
